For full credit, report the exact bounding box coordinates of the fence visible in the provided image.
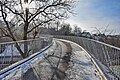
[0,37,52,80]
[54,36,120,80]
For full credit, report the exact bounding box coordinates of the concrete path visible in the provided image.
[59,39,102,80]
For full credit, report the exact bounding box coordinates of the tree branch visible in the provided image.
[0,1,25,22]
[28,2,67,23]
[0,5,25,58]
[27,19,53,33]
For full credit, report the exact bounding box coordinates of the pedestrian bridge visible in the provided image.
[0,36,119,80]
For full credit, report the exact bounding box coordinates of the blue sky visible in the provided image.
[66,0,120,34]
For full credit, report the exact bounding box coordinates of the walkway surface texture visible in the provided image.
[25,39,102,80]
[57,39,102,80]
[4,39,103,80]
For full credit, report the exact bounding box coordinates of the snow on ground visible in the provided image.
[65,51,101,80]
[59,39,102,80]
[32,39,103,80]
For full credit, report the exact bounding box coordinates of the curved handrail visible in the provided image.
[83,36,120,50]
[56,35,120,50]
[54,35,120,79]
[0,41,53,78]
[0,37,48,45]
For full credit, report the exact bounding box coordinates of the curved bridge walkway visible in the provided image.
[23,39,103,80]
[53,39,102,80]
[0,37,119,80]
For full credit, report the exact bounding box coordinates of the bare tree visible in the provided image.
[55,21,60,31]
[73,25,82,36]
[0,0,75,58]
[59,23,72,35]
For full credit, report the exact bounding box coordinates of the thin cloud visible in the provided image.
[66,0,120,34]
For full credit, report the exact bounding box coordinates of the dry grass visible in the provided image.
[104,38,120,48]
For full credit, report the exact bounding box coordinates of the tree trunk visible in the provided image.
[23,8,29,58]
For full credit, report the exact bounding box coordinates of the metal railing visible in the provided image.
[54,35,120,80]
[0,37,52,70]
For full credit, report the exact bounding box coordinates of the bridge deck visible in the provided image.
[0,39,105,80]
[57,39,102,80]
[27,39,103,80]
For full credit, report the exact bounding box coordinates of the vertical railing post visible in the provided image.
[54,36,120,79]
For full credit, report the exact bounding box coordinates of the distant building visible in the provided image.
[97,34,107,42]
[81,32,92,38]
[92,34,99,40]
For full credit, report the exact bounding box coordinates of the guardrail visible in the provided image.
[0,37,53,79]
[54,36,120,80]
